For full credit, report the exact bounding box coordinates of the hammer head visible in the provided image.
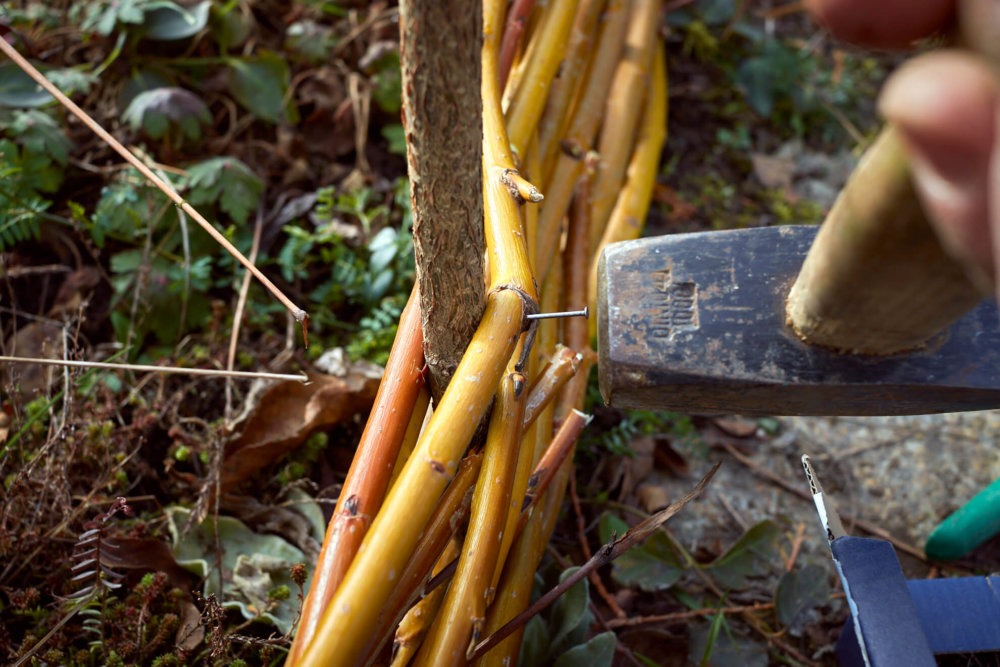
[597,226,1000,416]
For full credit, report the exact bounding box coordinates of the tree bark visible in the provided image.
[399,0,485,400]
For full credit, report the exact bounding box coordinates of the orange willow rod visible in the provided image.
[498,0,536,89]
[288,288,425,665]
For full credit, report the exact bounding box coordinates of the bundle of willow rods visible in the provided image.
[288,1,667,665]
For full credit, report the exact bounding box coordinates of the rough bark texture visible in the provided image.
[400,0,485,400]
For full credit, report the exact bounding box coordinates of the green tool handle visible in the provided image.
[925,476,1000,561]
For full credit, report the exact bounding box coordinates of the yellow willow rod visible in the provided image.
[295,292,524,667]
[532,0,629,285]
[490,346,581,595]
[390,540,460,667]
[288,288,424,665]
[505,0,580,155]
[589,0,661,247]
[536,0,606,178]
[475,448,575,666]
[414,371,526,665]
[361,452,483,666]
[589,39,668,331]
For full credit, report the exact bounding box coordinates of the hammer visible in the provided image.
[597,1,1000,416]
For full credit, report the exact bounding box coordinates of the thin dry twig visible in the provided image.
[0,356,308,382]
[470,461,722,660]
[604,601,776,629]
[226,206,266,422]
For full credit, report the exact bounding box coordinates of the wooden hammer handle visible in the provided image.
[786,0,997,355]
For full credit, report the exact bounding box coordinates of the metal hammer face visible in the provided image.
[596,225,1000,416]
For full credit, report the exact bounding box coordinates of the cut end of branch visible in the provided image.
[297,312,310,348]
[500,169,544,204]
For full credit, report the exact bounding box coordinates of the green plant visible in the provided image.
[583,384,702,458]
[277,179,414,358]
[733,37,884,141]
[182,157,264,227]
[122,87,212,146]
[14,498,134,667]
[518,568,616,667]
[0,108,72,249]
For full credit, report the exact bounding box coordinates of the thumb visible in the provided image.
[878,50,1000,292]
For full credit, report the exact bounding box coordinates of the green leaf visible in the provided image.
[0,196,45,251]
[93,177,168,245]
[698,0,737,25]
[549,567,592,652]
[598,513,684,592]
[689,620,768,667]
[226,54,293,123]
[382,123,407,156]
[110,249,145,274]
[9,110,73,164]
[184,157,263,224]
[119,69,176,109]
[122,87,211,140]
[4,141,63,193]
[705,520,781,591]
[165,505,317,634]
[80,0,147,35]
[370,51,402,114]
[0,63,54,108]
[211,2,254,51]
[141,0,210,41]
[518,616,551,667]
[735,56,776,116]
[368,227,399,273]
[285,19,336,62]
[775,564,830,630]
[553,631,616,667]
[44,68,94,98]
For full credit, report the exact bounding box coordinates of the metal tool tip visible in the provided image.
[801,455,821,495]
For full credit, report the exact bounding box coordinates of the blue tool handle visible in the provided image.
[831,536,935,667]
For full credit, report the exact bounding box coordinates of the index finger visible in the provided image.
[805,0,956,49]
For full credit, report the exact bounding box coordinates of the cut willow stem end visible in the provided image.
[500,169,544,203]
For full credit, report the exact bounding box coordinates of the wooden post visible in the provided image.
[400,0,485,398]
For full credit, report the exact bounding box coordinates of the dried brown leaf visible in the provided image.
[221,372,380,491]
[176,600,204,652]
[102,537,196,592]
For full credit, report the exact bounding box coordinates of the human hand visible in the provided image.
[807,0,1000,293]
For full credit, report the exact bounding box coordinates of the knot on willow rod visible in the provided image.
[488,283,539,375]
